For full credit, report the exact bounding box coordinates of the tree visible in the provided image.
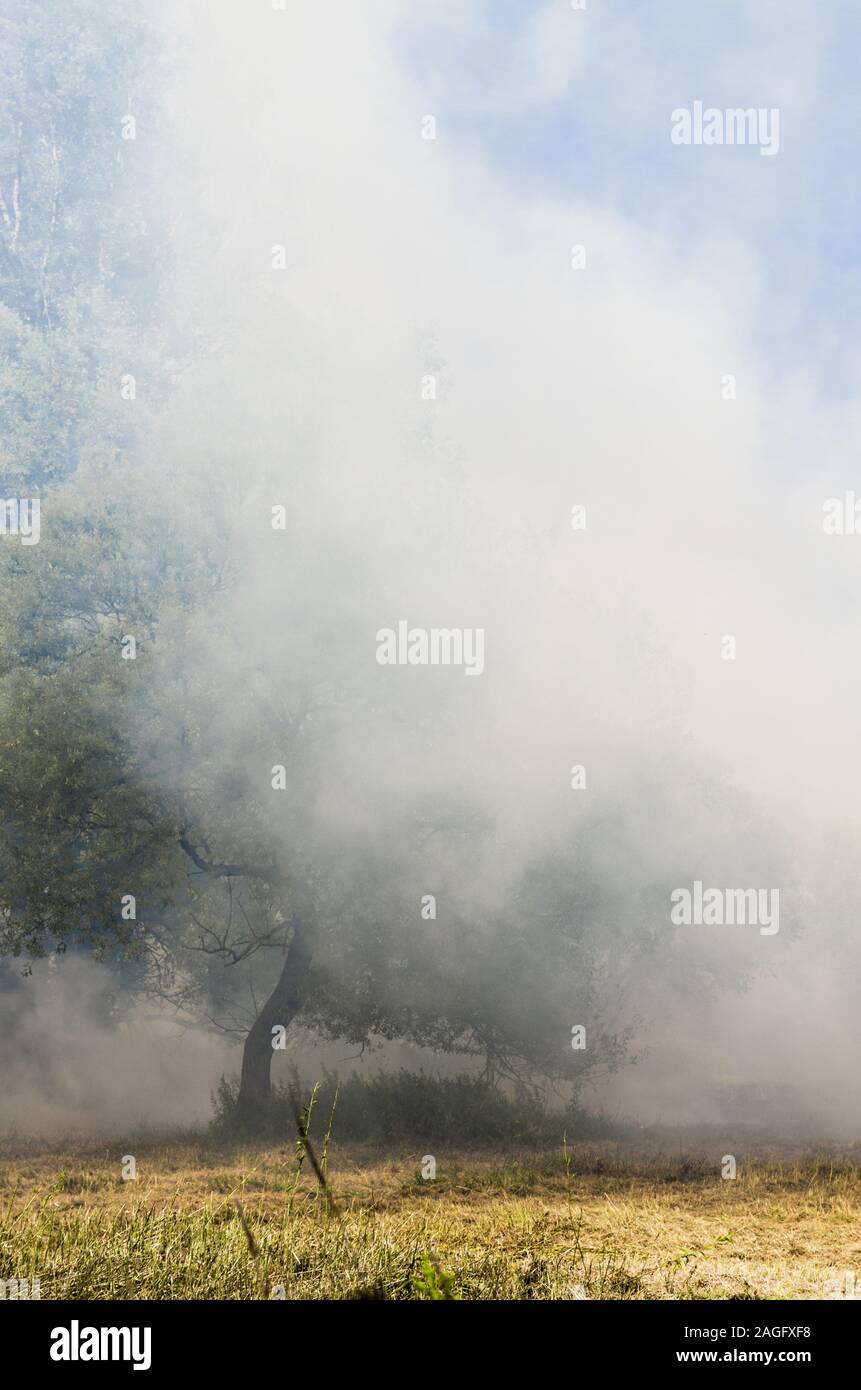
[0,0,161,327]
[0,452,637,1122]
[0,0,643,1129]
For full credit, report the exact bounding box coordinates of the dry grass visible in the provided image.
[1,1137,859,1299]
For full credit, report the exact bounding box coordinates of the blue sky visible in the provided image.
[395,0,861,399]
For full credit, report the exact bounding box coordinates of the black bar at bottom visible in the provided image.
[6,1297,855,1375]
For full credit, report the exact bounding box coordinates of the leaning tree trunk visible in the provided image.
[236,907,315,1126]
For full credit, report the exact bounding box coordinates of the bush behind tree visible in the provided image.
[210,1067,622,1146]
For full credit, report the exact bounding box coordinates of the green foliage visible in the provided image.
[210,1069,621,1146]
[0,0,163,326]
[412,1253,461,1300]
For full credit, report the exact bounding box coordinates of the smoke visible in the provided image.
[0,956,234,1135]
[11,1,861,1134]
[598,952,861,1136]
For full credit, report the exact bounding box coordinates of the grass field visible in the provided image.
[1,1137,859,1300]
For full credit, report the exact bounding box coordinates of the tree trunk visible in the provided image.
[236,906,315,1126]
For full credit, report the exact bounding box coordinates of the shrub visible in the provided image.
[210,1068,620,1145]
